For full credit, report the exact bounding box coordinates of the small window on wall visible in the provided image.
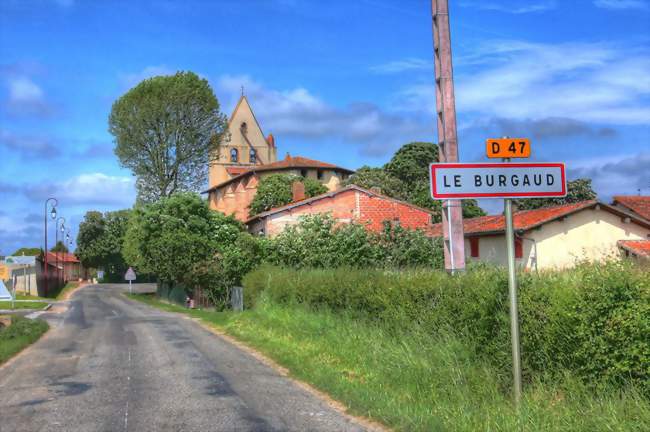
[250,148,257,163]
[230,148,238,163]
[300,169,308,178]
[317,169,324,180]
[515,237,523,259]
[469,237,479,258]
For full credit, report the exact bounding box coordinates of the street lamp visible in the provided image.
[43,197,58,296]
[56,217,66,287]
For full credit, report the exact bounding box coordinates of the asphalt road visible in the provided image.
[0,284,367,432]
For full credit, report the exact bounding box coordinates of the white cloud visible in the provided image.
[398,41,650,125]
[3,76,55,117]
[594,0,649,10]
[569,153,650,199]
[370,58,431,74]
[460,1,556,14]
[0,129,59,157]
[215,75,434,156]
[25,173,136,207]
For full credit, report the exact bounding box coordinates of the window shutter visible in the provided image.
[515,237,523,259]
[470,237,479,258]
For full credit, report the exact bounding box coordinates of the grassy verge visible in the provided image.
[0,301,48,310]
[55,281,80,301]
[16,294,49,301]
[127,293,649,431]
[0,316,49,365]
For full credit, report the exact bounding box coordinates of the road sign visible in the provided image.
[5,256,36,266]
[124,267,136,281]
[486,138,531,159]
[0,280,11,300]
[430,162,566,199]
[0,265,9,281]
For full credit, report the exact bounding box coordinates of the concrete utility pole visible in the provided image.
[431,0,465,272]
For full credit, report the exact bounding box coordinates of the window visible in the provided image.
[300,169,308,178]
[469,237,479,258]
[317,169,324,180]
[240,122,248,134]
[515,237,523,259]
[230,148,239,163]
[249,148,257,163]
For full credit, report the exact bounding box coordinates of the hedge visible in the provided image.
[243,260,650,395]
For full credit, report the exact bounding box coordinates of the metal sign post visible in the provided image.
[124,267,137,294]
[429,141,567,406]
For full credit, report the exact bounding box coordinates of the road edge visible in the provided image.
[125,294,390,432]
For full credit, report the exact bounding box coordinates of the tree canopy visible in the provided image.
[11,247,42,256]
[50,241,69,253]
[345,142,486,222]
[513,178,597,210]
[76,210,131,281]
[109,71,227,203]
[249,174,328,215]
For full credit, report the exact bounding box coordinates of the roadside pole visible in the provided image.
[129,279,132,295]
[504,196,522,404]
[502,148,522,405]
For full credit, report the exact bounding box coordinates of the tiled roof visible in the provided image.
[46,252,79,263]
[246,184,434,223]
[225,166,254,176]
[618,240,650,258]
[612,196,650,220]
[204,154,354,193]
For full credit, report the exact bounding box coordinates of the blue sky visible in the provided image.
[1,0,649,255]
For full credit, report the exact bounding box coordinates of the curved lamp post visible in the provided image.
[56,217,66,287]
[65,229,71,282]
[43,198,58,296]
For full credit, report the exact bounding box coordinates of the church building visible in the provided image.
[205,96,354,221]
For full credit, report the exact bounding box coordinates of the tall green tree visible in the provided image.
[76,210,131,280]
[109,71,227,203]
[513,178,597,210]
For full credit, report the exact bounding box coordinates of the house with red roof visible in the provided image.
[611,195,650,222]
[246,184,436,237]
[431,200,650,269]
[204,96,354,222]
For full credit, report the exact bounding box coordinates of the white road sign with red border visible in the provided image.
[430,162,566,199]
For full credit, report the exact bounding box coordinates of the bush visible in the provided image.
[243,261,650,395]
[249,174,328,215]
[265,214,443,270]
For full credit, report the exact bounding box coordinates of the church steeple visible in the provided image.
[209,96,278,187]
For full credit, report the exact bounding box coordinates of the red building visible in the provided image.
[246,184,435,237]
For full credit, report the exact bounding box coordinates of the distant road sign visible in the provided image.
[430,162,566,199]
[0,280,11,300]
[5,256,36,266]
[124,267,136,281]
[486,138,531,159]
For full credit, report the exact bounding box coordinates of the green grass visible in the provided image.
[127,293,649,431]
[54,281,80,300]
[0,301,48,310]
[0,316,49,364]
[15,294,49,301]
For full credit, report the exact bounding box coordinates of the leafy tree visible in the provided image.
[513,178,597,211]
[385,141,439,187]
[50,241,69,253]
[249,174,328,215]
[109,71,227,203]
[344,166,407,199]
[11,247,42,256]
[76,210,131,281]
[123,193,243,285]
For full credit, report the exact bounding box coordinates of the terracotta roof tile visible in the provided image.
[46,252,79,263]
[205,154,354,193]
[430,201,597,236]
[612,196,650,220]
[226,166,253,176]
[618,240,650,257]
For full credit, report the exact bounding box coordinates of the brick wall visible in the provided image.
[258,188,433,236]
